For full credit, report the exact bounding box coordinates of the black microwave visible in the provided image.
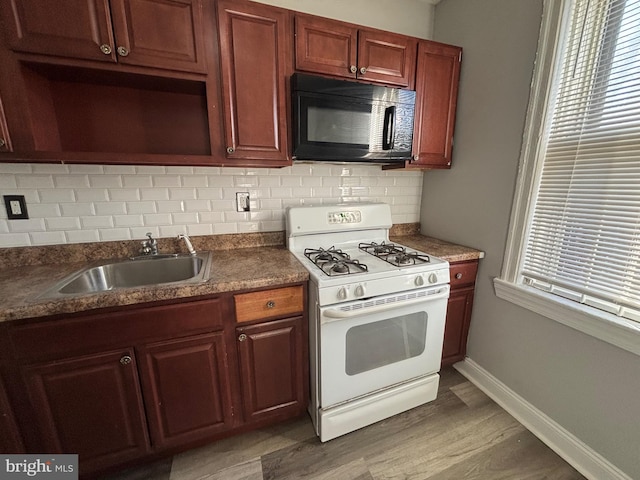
[292,73,416,163]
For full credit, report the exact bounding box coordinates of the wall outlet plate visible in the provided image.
[236,192,250,212]
[3,195,29,220]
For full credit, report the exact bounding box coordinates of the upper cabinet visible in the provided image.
[216,0,291,166]
[295,14,417,89]
[0,0,207,73]
[410,41,462,169]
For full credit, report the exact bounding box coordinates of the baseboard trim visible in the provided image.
[454,358,631,480]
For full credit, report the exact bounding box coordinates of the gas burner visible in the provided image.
[359,241,431,267]
[305,247,368,276]
[321,259,368,277]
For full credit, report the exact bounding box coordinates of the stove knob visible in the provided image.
[415,275,425,286]
[355,284,366,297]
[428,273,438,284]
[338,287,348,300]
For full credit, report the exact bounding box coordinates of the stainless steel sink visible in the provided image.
[39,252,212,298]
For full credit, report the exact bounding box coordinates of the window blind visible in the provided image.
[521,0,640,322]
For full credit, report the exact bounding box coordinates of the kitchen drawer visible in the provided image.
[235,286,304,323]
[9,297,225,361]
[449,261,478,289]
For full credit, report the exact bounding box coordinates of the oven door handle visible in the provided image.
[322,287,449,320]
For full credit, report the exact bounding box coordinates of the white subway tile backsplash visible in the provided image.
[76,189,109,202]
[39,189,76,203]
[81,216,114,229]
[8,218,46,233]
[46,217,81,231]
[54,175,90,188]
[100,228,132,241]
[0,163,423,247]
[140,188,169,201]
[95,202,127,215]
[114,215,144,227]
[89,175,123,188]
[29,204,61,218]
[16,175,55,189]
[30,231,66,245]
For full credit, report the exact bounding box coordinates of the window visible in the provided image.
[495,0,640,355]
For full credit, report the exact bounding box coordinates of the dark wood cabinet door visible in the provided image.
[0,94,12,152]
[357,29,417,88]
[137,332,234,449]
[294,15,415,88]
[442,285,475,367]
[0,375,24,453]
[0,0,116,62]
[22,349,149,472]
[294,14,358,80]
[217,0,291,166]
[109,0,206,73]
[236,317,306,423]
[412,41,462,168]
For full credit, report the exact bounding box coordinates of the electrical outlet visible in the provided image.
[3,195,28,220]
[236,192,250,212]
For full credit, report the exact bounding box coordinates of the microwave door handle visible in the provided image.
[382,106,396,150]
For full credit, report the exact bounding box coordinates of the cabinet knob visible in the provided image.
[0,138,5,148]
[226,147,235,154]
[117,46,129,57]
[238,333,247,342]
[455,272,463,279]
[360,66,367,74]
[100,44,112,55]
[350,65,357,74]
[119,355,132,366]
[266,300,275,309]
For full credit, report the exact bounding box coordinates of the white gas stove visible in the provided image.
[286,203,450,442]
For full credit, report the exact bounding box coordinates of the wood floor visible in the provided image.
[100,367,586,480]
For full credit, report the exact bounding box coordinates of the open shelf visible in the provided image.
[21,63,212,156]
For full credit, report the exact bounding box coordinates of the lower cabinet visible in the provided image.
[22,349,150,472]
[442,260,479,366]
[3,284,308,476]
[137,332,234,450]
[236,317,306,423]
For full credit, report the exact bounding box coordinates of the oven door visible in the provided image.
[318,285,449,408]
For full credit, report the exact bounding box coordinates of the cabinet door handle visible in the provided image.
[350,65,357,74]
[0,139,5,148]
[266,300,275,309]
[119,355,132,366]
[360,66,367,74]
[238,333,247,342]
[117,46,129,57]
[227,147,235,154]
[100,44,112,55]
[455,272,463,279]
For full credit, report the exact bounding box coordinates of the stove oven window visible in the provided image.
[344,312,428,376]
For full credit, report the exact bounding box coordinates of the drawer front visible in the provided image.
[235,286,304,323]
[449,261,478,288]
[10,297,226,361]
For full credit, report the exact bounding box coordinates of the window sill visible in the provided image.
[493,278,640,357]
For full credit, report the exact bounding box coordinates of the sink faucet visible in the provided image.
[140,232,158,255]
[178,234,196,255]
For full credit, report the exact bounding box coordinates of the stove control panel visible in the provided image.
[328,210,361,224]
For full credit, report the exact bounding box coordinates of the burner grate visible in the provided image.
[359,241,430,267]
[304,247,368,276]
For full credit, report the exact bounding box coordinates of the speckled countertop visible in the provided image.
[0,227,484,323]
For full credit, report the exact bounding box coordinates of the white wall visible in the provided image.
[424,0,640,477]
[0,163,422,247]
[253,0,435,39]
